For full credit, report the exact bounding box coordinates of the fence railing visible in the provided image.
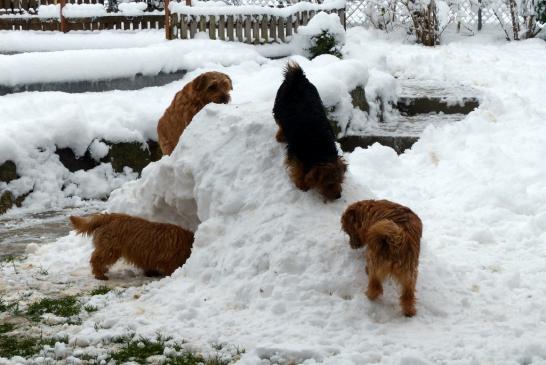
[167,1,346,42]
[0,0,512,35]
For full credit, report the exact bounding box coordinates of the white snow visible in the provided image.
[0,30,165,53]
[117,2,148,16]
[37,4,61,19]
[0,39,267,86]
[62,3,107,18]
[2,26,546,364]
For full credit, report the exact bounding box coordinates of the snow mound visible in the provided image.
[34,101,459,363]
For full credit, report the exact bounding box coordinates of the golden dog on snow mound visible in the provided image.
[157,71,232,155]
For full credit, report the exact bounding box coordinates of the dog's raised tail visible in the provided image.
[70,214,110,236]
[283,61,306,87]
[365,219,405,256]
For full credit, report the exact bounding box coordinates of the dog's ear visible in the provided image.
[193,73,210,92]
[339,158,348,173]
[341,206,358,229]
[226,75,233,90]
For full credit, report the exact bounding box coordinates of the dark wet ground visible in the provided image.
[0,205,103,259]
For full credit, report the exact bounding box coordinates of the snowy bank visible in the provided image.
[0,55,372,214]
[0,30,165,53]
[0,39,267,87]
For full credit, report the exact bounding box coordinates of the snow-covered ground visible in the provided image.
[1,27,546,364]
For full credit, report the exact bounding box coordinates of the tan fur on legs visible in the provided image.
[285,157,347,201]
[157,72,232,155]
[286,158,309,191]
[70,213,194,280]
[341,199,422,317]
[276,126,286,143]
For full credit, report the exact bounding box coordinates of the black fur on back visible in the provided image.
[273,61,339,170]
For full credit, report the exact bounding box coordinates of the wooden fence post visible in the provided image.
[164,0,171,39]
[59,0,68,32]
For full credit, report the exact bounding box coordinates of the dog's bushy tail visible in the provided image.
[282,61,307,89]
[69,214,111,236]
[366,219,405,257]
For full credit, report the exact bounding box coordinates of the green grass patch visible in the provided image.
[0,323,15,334]
[0,333,68,359]
[26,296,81,322]
[0,297,21,315]
[83,304,98,313]
[89,285,112,296]
[107,334,235,365]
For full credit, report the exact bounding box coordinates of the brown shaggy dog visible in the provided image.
[273,62,347,201]
[341,200,422,317]
[70,213,194,280]
[157,71,232,155]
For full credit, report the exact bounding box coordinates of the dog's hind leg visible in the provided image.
[365,265,384,301]
[90,248,120,280]
[398,274,417,317]
[366,273,384,301]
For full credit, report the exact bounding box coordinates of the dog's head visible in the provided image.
[304,158,347,201]
[193,72,233,104]
[341,202,367,249]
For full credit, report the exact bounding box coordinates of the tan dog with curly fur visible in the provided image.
[341,199,422,317]
[157,71,232,155]
[70,213,194,280]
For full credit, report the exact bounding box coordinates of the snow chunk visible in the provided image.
[63,3,107,18]
[37,4,60,18]
[118,2,147,15]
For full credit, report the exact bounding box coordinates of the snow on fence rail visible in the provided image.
[0,0,511,34]
[0,0,165,31]
[167,0,346,42]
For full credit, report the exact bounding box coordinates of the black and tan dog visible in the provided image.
[273,61,347,201]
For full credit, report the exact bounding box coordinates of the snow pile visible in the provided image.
[63,3,107,18]
[27,101,392,362]
[118,2,148,15]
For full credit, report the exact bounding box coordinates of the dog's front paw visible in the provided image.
[402,306,416,317]
[94,274,109,281]
[366,281,383,300]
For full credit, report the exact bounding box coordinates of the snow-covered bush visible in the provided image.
[308,30,343,58]
[492,0,545,40]
[538,0,546,23]
[296,12,346,59]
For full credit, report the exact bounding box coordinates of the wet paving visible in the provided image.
[0,204,104,259]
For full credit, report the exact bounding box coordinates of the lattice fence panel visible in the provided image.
[223,0,512,28]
